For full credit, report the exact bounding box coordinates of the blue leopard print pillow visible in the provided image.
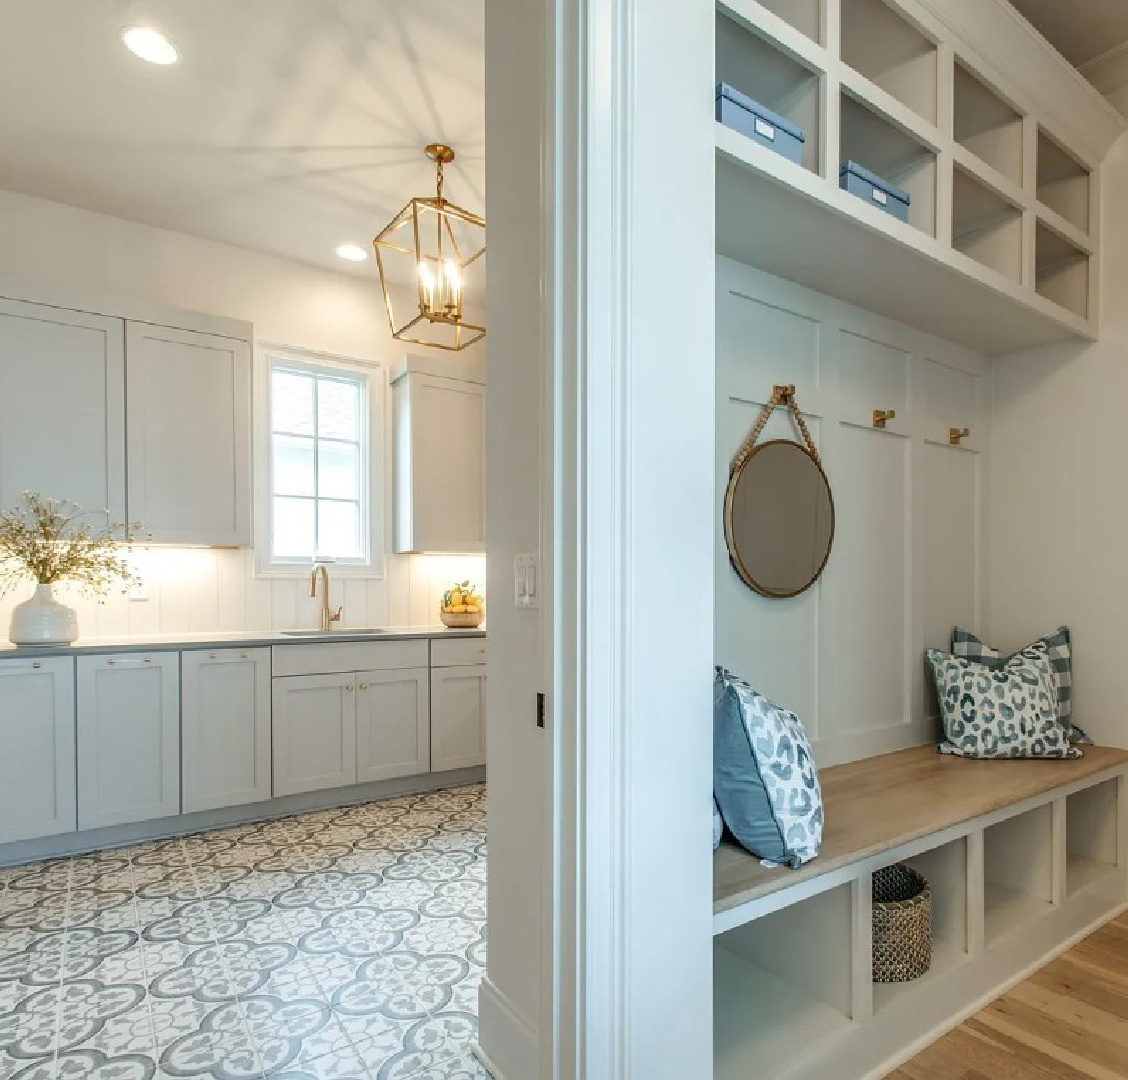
[713,667,824,867]
[927,649,1081,759]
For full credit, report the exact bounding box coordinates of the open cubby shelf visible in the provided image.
[713,0,1103,353]
[840,93,937,238]
[717,10,821,173]
[1067,779,1121,899]
[873,838,969,1015]
[954,64,1024,187]
[753,0,821,45]
[841,0,938,124]
[984,805,1055,948]
[714,884,854,1079]
[1038,129,1092,235]
[1036,221,1090,320]
[952,167,1023,284]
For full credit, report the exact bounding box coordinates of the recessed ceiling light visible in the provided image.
[122,26,179,65]
[336,244,369,263]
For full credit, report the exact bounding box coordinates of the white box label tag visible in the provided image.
[754,117,776,141]
[872,188,889,206]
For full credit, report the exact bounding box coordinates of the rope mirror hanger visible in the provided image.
[723,384,835,600]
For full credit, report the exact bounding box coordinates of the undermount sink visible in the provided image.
[279,628,391,638]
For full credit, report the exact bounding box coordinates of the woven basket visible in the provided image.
[872,864,932,983]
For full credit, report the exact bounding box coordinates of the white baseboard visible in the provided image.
[471,1040,505,1079]
[477,976,538,1080]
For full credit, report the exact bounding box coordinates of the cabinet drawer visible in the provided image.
[272,639,429,677]
[431,636,488,668]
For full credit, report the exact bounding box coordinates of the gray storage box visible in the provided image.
[839,161,911,223]
[715,83,805,166]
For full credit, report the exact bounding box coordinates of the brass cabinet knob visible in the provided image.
[873,409,897,429]
[949,427,971,446]
[345,684,354,692]
[359,683,369,691]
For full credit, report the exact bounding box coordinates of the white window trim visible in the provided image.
[254,342,387,579]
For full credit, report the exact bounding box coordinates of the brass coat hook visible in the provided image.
[873,409,897,429]
[949,427,971,446]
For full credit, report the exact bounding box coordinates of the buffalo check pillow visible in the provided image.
[951,626,1090,745]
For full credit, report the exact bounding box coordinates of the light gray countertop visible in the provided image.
[0,625,486,660]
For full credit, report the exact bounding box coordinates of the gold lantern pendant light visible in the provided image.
[373,143,486,352]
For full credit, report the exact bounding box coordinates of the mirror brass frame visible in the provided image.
[723,438,836,600]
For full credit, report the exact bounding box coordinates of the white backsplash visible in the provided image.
[0,549,486,641]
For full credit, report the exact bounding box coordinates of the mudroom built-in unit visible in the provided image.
[712,0,1127,1076]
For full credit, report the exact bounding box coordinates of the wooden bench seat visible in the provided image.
[715,743,1128,918]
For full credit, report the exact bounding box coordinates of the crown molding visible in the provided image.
[1082,39,1128,96]
[909,0,1126,164]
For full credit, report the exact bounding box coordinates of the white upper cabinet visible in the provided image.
[0,299,125,523]
[182,648,271,813]
[77,652,180,830]
[393,354,485,554]
[126,322,252,546]
[0,657,77,845]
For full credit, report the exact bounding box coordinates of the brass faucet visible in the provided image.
[310,562,342,631]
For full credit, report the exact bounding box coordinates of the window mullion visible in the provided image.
[312,375,321,559]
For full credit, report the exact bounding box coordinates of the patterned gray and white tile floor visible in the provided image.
[0,785,490,1080]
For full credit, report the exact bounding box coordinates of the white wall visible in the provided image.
[478,2,546,1074]
[0,187,485,636]
[717,258,990,767]
[988,133,1128,748]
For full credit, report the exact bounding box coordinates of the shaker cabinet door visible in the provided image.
[0,298,125,524]
[272,673,357,796]
[0,657,77,844]
[430,664,487,772]
[125,322,251,545]
[182,648,271,813]
[77,653,180,830]
[356,667,430,783]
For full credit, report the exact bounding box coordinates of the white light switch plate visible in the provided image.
[514,554,540,609]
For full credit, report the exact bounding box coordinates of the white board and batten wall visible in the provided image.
[716,256,989,767]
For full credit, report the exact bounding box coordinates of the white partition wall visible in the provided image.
[483,0,715,1077]
[715,257,990,766]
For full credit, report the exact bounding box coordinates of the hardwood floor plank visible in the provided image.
[894,915,1128,1079]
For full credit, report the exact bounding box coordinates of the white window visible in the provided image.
[258,347,384,574]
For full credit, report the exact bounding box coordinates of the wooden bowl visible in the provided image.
[440,610,485,629]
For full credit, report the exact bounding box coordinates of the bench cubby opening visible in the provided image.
[952,166,1023,284]
[983,804,1054,948]
[954,63,1024,186]
[714,884,855,1080]
[1035,221,1090,320]
[716,10,822,174]
[872,837,969,1014]
[840,0,938,124]
[1067,778,1122,899]
[1038,128,1091,234]
[840,93,937,237]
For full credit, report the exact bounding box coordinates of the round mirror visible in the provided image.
[724,439,835,599]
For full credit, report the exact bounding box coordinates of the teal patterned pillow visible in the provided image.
[927,649,1081,759]
[713,667,824,867]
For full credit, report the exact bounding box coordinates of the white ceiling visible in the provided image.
[0,0,484,278]
[1008,0,1128,67]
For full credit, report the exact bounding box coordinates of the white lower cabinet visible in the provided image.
[182,648,271,813]
[273,664,434,795]
[0,657,77,844]
[430,664,487,772]
[77,653,180,830]
[356,667,430,782]
[272,673,358,796]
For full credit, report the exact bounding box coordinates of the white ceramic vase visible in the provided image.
[9,583,79,645]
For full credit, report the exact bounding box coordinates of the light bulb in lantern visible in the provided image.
[444,260,463,316]
[418,262,437,314]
